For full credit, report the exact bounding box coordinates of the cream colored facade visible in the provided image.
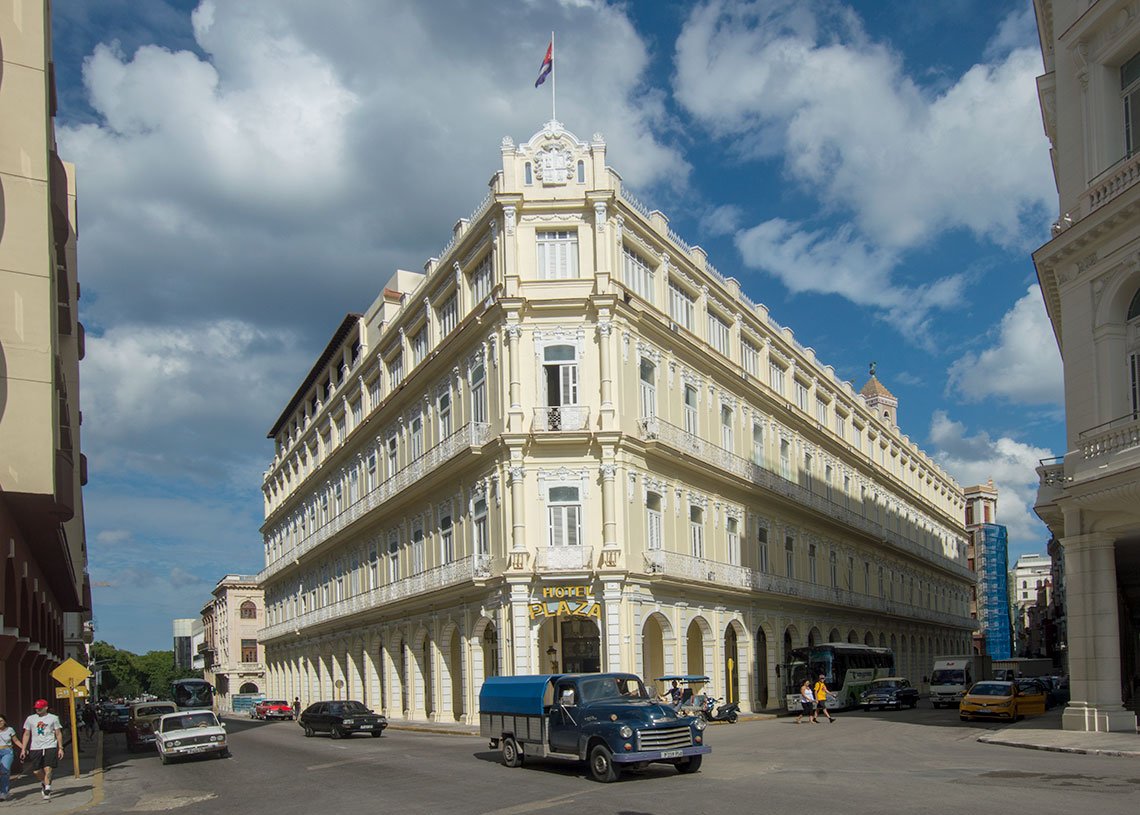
[201,575,265,711]
[0,0,91,717]
[258,122,974,723]
[1032,0,1140,732]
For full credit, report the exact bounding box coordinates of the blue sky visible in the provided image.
[52,0,1062,653]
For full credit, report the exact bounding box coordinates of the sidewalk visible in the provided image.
[3,731,103,813]
[976,706,1140,757]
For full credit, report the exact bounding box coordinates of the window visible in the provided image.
[548,486,581,546]
[825,465,833,501]
[438,391,452,438]
[708,312,730,355]
[439,512,454,564]
[471,364,487,424]
[795,380,809,412]
[808,543,817,583]
[802,451,812,488]
[623,247,654,302]
[1124,52,1140,158]
[369,376,382,410]
[727,517,740,566]
[471,255,493,302]
[757,525,769,573]
[410,414,424,459]
[386,432,398,476]
[689,505,705,558]
[411,326,428,366]
[742,340,759,376]
[669,282,695,329]
[878,565,885,597]
[241,639,258,663]
[779,439,791,480]
[437,293,458,337]
[412,521,425,574]
[537,231,579,279]
[829,550,838,586]
[816,399,827,424]
[639,358,657,418]
[752,421,765,465]
[834,413,846,439]
[525,162,533,184]
[543,345,579,412]
[387,353,404,388]
[473,496,489,555]
[576,159,585,183]
[720,404,733,450]
[784,534,795,578]
[847,555,854,590]
[646,492,663,551]
[769,362,785,395]
[683,385,698,434]
[387,530,400,582]
[351,399,362,428]
[369,544,379,589]
[240,601,257,620]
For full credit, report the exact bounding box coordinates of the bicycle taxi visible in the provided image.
[655,674,710,717]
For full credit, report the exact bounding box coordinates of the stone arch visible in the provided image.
[641,611,674,688]
[470,616,498,707]
[411,625,432,720]
[239,682,259,694]
[439,619,464,723]
[828,627,841,643]
[878,632,887,649]
[864,631,874,646]
[807,626,823,647]
[754,622,771,710]
[847,629,859,644]
[684,615,714,677]
[723,618,749,706]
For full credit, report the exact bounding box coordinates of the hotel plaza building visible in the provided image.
[257,122,975,721]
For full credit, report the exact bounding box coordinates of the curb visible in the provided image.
[977,734,1140,758]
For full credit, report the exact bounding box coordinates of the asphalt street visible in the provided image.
[85,706,1139,815]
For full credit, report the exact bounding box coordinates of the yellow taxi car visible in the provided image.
[958,679,1047,722]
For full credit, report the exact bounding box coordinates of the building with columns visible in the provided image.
[200,575,265,712]
[0,0,92,717]
[1032,0,1140,731]
[257,121,975,723]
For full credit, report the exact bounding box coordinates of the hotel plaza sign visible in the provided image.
[528,584,602,620]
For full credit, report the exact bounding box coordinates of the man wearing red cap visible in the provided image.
[20,700,63,800]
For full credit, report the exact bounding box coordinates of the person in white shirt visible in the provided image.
[20,700,64,800]
[0,712,22,801]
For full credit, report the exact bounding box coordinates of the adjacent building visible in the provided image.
[257,121,976,723]
[173,617,205,672]
[1010,553,1052,630]
[1032,0,1140,730]
[0,0,92,716]
[200,575,265,711]
[964,483,1012,659]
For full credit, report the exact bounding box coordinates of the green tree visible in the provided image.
[90,641,202,700]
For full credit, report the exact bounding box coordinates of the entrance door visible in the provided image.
[560,618,600,674]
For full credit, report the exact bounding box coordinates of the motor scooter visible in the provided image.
[699,695,740,723]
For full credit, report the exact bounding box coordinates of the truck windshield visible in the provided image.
[578,676,647,702]
[931,669,964,685]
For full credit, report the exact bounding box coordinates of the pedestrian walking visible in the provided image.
[812,674,835,723]
[20,699,64,800]
[795,680,814,724]
[81,703,96,739]
[0,713,21,801]
[293,696,301,715]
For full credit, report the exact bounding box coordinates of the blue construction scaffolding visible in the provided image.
[975,524,1012,659]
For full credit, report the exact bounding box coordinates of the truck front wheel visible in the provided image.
[589,745,620,783]
[675,755,703,774]
[501,737,523,768]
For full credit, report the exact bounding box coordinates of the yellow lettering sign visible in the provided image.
[527,599,603,619]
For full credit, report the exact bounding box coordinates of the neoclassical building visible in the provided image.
[201,575,265,711]
[1032,0,1140,732]
[257,122,974,722]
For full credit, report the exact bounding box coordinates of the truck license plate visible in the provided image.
[360,724,373,729]
[660,750,683,758]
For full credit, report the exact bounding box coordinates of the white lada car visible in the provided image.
[154,710,230,764]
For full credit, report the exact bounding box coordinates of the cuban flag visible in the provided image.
[535,41,553,87]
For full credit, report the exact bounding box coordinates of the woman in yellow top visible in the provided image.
[812,674,835,723]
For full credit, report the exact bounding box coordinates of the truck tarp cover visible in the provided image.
[479,675,558,716]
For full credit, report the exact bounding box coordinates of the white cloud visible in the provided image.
[928,411,1054,551]
[699,204,745,236]
[674,0,1054,251]
[947,285,1063,405]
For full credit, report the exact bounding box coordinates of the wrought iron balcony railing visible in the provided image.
[533,406,590,432]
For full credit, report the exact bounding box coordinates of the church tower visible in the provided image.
[859,362,898,427]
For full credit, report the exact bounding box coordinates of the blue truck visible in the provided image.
[479,672,710,782]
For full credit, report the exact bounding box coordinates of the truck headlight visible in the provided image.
[619,725,633,739]
[693,718,707,731]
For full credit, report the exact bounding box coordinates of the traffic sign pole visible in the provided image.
[50,659,93,779]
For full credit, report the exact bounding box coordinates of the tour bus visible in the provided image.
[784,644,895,711]
[171,678,215,711]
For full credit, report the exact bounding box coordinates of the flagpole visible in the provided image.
[551,30,556,122]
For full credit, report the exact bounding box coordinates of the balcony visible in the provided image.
[1078,413,1140,463]
[637,418,972,580]
[534,545,593,573]
[260,421,491,582]
[261,554,493,641]
[1081,151,1140,220]
[533,406,590,432]
[644,549,975,630]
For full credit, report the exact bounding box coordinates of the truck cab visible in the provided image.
[479,673,710,783]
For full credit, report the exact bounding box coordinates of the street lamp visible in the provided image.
[546,645,558,673]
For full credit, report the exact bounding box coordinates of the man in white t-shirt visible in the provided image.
[20,700,64,800]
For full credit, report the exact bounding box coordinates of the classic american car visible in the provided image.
[858,677,920,710]
[154,710,230,764]
[126,701,178,752]
[252,699,294,720]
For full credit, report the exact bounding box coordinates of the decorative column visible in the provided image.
[602,580,623,672]
[1060,533,1136,732]
[509,582,533,676]
[598,318,614,428]
[505,323,524,432]
[508,464,529,570]
[600,460,620,568]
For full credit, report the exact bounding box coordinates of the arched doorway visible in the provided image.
[723,625,739,704]
[864,631,874,647]
[447,626,463,722]
[755,626,769,710]
[686,618,711,677]
[848,629,858,644]
[482,622,499,679]
[642,613,672,686]
[808,627,822,647]
[828,628,841,643]
[239,682,259,694]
